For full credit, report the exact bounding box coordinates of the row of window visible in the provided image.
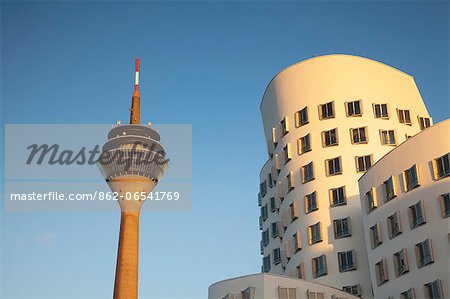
[276,127,400,163]
[299,156,372,181]
[369,195,449,251]
[261,218,352,268]
[261,131,436,201]
[395,280,444,299]
[272,100,432,148]
[259,155,371,200]
[297,127,399,155]
[263,245,443,298]
[374,237,439,289]
[365,153,450,214]
[228,286,360,299]
[222,287,255,299]
[262,263,362,297]
[259,186,349,231]
[263,250,357,277]
[375,239,435,287]
[262,215,352,250]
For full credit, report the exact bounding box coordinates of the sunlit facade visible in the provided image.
[258,54,432,298]
[209,273,360,299]
[358,119,449,299]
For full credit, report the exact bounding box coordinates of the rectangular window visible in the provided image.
[375,258,389,286]
[297,262,305,279]
[380,129,396,145]
[281,209,289,230]
[387,211,402,239]
[322,128,338,147]
[271,222,280,238]
[307,291,325,299]
[277,180,285,202]
[394,248,409,277]
[425,279,443,299]
[383,176,396,202]
[415,239,434,268]
[293,231,302,253]
[278,287,297,299]
[398,109,412,125]
[305,191,318,214]
[308,222,322,244]
[274,153,281,173]
[409,201,426,229]
[302,162,315,183]
[284,143,292,164]
[404,164,420,191]
[272,127,278,147]
[330,186,346,206]
[401,288,415,299]
[338,250,356,272]
[261,204,268,221]
[290,200,299,222]
[326,156,342,176]
[262,254,271,272]
[298,133,311,154]
[370,222,382,248]
[273,248,281,265]
[260,180,267,197]
[343,285,361,297]
[319,101,335,120]
[312,254,327,278]
[434,153,450,179]
[286,171,295,192]
[270,197,277,212]
[334,217,351,239]
[350,127,368,144]
[418,117,431,130]
[295,106,309,127]
[373,103,389,118]
[262,229,269,246]
[346,100,362,117]
[440,193,450,218]
[268,173,273,188]
[356,155,372,172]
[281,116,289,136]
[242,287,255,299]
[366,187,378,213]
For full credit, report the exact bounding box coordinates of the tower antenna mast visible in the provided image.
[130,58,140,124]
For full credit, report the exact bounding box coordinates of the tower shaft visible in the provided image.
[113,211,140,299]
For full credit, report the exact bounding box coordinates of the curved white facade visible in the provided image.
[358,119,450,299]
[209,273,360,299]
[258,54,432,298]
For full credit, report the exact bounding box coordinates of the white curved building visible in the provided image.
[209,273,360,299]
[258,54,432,298]
[358,119,449,299]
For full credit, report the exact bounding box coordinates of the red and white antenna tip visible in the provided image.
[133,58,140,96]
[135,58,140,72]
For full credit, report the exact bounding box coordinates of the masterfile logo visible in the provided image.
[4,124,192,212]
[25,142,169,169]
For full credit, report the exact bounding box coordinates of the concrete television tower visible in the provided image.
[98,58,168,298]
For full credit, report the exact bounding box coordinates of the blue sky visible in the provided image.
[1,1,449,298]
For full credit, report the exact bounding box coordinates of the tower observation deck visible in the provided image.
[97,58,168,299]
